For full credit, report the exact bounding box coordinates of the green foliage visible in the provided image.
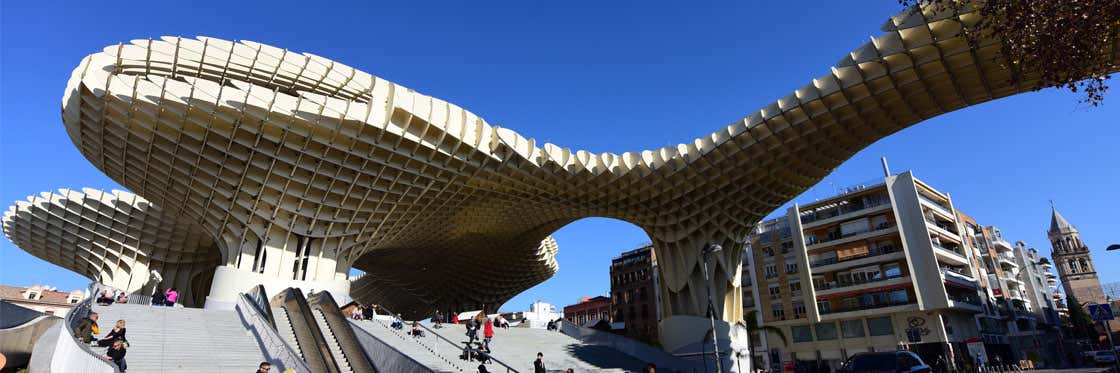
[1065,293,1100,341]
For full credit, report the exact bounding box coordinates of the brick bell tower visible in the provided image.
[1048,205,1105,305]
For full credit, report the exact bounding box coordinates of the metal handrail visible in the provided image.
[246,284,276,329]
[71,282,122,372]
[375,304,521,373]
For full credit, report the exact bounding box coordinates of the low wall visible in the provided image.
[559,320,703,372]
[236,294,312,373]
[0,312,60,368]
[28,284,119,373]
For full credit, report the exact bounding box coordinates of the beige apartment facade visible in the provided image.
[746,171,985,371]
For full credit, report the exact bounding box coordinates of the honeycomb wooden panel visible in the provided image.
[2,188,220,306]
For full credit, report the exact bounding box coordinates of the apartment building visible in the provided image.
[745,171,986,371]
[610,245,660,343]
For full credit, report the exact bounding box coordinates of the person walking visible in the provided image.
[452,311,459,325]
[97,319,127,347]
[533,352,546,373]
[76,311,99,344]
[465,314,480,345]
[433,310,444,329]
[483,316,494,352]
[104,339,127,371]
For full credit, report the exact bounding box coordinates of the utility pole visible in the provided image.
[702,243,724,373]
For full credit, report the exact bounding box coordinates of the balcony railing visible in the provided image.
[809,222,896,246]
[918,194,953,216]
[810,245,901,267]
[819,299,913,315]
[814,273,905,291]
[800,197,890,225]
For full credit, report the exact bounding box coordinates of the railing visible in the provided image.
[810,223,896,246]
[376,304,521,373]
[800,197,890,225]
[307,291,376,373]
[815,274,905,291]
[236,289,312,373]
[810,245,901,267]
[348,318,441,373]
[39,282,121,373]
[819,299,914,315]
[918,194,953,216]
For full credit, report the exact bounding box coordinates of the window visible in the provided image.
[781,242,793,254]
[792,325,813,342]
[769,286,782,300]
[761,263,779,277]
[817,299,831,315]
[772,304,785,320]
[815,323,838,340]
[889,290,909,304]
[841,319,865,338]
[789,282,802,296]
[868,316,893,336]
[792,301,806,319]
[883,263,903,279]
[786,262,798,274]
[763,247,775,257]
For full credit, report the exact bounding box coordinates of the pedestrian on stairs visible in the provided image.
[103,339,127,371]
[465,314,480,344]
[483,316,494,352]
[391,313,404,330]
[164,288,179,307]
[151,286,165,306]
[76,311,99,344]
[255,361,272,372]
[97,319,127,347]
[533,352,546,373]
[433,310,443,329]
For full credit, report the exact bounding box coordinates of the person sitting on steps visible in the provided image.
[104,339,127,371]
[97,319,127,347]
[410,321,424,338]
[76,311,99,344]
[391,313,404,330]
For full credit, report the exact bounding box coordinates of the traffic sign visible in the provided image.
[1089,303,1115,321]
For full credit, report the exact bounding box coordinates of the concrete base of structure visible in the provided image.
[202,265,350,310]
[659,315,751,372]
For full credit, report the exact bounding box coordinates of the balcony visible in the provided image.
[926,219,962,241]
[801,201,892,229]
[811,244,902,268]
[997,252,1018,268]
[933,244,969,266]
[947,294,984,313]
[918,194,954,218]
[991,239,1013,253]
[942,268,978,288]
[814,275,911,297]
[807,224,898,250]
[818,299,917,319]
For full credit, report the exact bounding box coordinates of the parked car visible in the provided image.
[1094,350,1118,365]
[838,351,931,373]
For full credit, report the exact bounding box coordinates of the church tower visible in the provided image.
[1048,206,1105,304]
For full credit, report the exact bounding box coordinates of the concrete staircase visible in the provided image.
[272,306,302,360]
[312,308,353,373]
[90,303,268,373]
[428,324,645,372]
[350,319,469,372]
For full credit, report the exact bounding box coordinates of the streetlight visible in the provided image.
[701,242,724,373]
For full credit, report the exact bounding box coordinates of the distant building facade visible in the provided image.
[1048,208,1106,305]
[742,169,1072,371]
[0,285,84,316]
[564,296,612,326]
[610,245,660,343]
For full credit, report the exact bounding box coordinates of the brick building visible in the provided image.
[610,245,660,343]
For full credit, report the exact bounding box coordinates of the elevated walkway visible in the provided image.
[90,303,269,372]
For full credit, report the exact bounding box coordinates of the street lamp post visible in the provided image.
[702,243,724,373]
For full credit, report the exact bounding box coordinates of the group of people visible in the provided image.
[348,303,379,320]
[95,288,128,306]
[149,287,179,307]
[75,311,129,371]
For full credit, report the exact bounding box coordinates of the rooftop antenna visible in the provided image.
[880,156,891,177]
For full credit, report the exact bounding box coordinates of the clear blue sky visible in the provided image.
[1,1,1116,312]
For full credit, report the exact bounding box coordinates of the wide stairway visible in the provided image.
[428,324,646,372]
[350,318,471,372]
[90,303,269,372]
